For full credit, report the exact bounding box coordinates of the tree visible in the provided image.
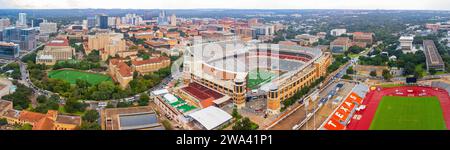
[429,68,437,75]
[82,110,99,123]
[138,93,150,106]
[346,66,354,74]
[37,95,48,103]
[382,69,392,80]
[17,123,33,130]
[232,117,259,130]
[80,122,101,130]
[342,74,352,80]
[370,70,377,77]
[64,99,86,113]
[348,45,365,54]
[0,118,7,125]
[232,107,242,120]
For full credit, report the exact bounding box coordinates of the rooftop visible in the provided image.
[118,112,162,130]
[188,106,232,130]
[131,56,170,66]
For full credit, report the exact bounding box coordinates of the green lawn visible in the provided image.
[370,96,447,130]
[247,69,277,89]
[48,69,112,85]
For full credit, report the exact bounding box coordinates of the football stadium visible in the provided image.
[183,41,332,114]
[322,86,450,130]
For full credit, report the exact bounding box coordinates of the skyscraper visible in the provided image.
[170,14,177,26]
[32,18,45,27]
[157,10,169,25]
[2,27,37,51]
[0,42,20,59]
[39,22,58,34]
[0,18,11,30]
[99,15,109,29]
[87,17,96,29]
[17,13,27,27]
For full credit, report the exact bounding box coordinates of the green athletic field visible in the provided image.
[369,96,447,130]
[247,69,277,89]
[48,70,112,85]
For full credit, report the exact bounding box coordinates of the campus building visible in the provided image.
[131,56,171,75]
[109,59,133,89]
[100,106,164,130]
[352,32,374,45]
[36,38,75,65]
[0,100,81,130]
[87,33,126,61]
[423,40,445,72]
[330,37,352,53]
[399,36,414,53]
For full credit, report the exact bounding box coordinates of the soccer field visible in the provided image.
[369,96,447,130]
[247,69,277,89]
[48,70,112,85]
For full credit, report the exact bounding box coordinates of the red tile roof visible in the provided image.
[131,56,170,66]
[117,62,132,77]
[47,38,69,47]
[18,111,46,123]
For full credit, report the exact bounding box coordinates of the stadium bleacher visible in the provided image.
[182,82,225,101]
[431,81,450,94]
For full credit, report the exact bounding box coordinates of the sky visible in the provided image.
[0,0,449,10]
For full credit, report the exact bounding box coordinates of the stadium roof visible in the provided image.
[188,106,232,130]
[118,112,162,130]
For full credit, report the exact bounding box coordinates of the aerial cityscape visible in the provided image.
[1,0,450,132]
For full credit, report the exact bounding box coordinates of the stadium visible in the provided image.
[322,85,450,130]
[183,41,331,114]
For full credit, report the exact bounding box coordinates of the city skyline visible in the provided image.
[0,0,449,10]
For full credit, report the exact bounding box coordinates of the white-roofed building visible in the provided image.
[188,106,232,130]
[163,94,178,104]
[151,89,169,96]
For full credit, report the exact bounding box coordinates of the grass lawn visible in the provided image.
[48,69,112,85]
[247,69,277,89]
[369,96,446,130]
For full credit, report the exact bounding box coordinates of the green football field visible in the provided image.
[369,96,447,130]
[48,70,112,85]
[247,69,277,89]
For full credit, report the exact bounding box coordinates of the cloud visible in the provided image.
[0,0,449,10]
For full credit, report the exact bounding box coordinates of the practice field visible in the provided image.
[369,96,447,130]
[247,69,277,89]
[48,70,112,85]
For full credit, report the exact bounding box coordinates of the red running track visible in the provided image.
[347,86,450,130]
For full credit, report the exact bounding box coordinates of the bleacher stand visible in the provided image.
[431,81,450,94]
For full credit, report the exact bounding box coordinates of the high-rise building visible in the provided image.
[143,11,153,20]
[39,22,57,34]
[399,36,414,53]
[170,14,177,26]
[17,13,27,27]
[99,15,109,29]
[330,29,347,36]
[0,18,11,30]
[157,10,169,25]
[32,18,45,27]
[108,17,117,28]
[0,42,20,59]
[2,27,37,51]
[87,17,96,29]
[121,14,143,26]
